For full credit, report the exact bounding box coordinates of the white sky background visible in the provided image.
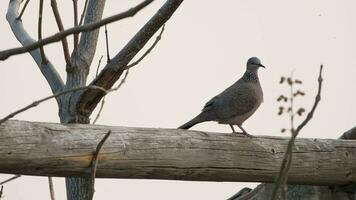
[1,0,356,199]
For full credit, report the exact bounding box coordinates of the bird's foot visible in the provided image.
[231,131,253,137]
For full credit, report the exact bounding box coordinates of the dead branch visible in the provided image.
[0,175,21,185]
[89,131,111,199]
[7,0,64,94]
[79,0,89,26]
[50,0,71,65]
[0,185,3,199]
[16,0,30,20]
[0,86,106,125]
[78,0,183,117]
[0,0,154,61]
[104,25,110,62]
[92,69,130,124]
[38,0,47,64]
[1,120,355,185]
[271,65,324,200]
[73,0,79,52]
[125,24,165,70]
[48,177,56,200]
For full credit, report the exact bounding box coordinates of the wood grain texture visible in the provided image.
[0,120,356,185]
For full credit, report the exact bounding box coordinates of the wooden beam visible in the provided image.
[0,120,355,185]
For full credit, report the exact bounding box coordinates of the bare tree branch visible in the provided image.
[65,0,106,109]
[295,65,324,133]
[79,0,89,26]
[0,185,3,199]
[125,24,165,70]
[89,131,111,199]
[50,0,71,65]
[78,0,183,118]
[92,69,130,124]
[92,24,163,124]
[270,65,324,200]
[0,0,154,61]
[0,86,106,125]
[73,0,79,53]
[6,0,64,95]
[1,120,356,185]
[38,0,47,64]
[95,56,104,77]
[0,175,21,185]
[104,25,110,62]
[16,0,30,20]
[48,177,56,200]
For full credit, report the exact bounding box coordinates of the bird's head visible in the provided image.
[246,57,265,71]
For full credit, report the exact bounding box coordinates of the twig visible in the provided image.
[0,175,21,185]
[105,25,110,63]
[111,69,130,92]
[73,0,79,53]
[0,0,154,61]
[125,24,165,70]
[38,0,47,64]
[0,185,2,199]
[95,56,104,77]
[270,65,324,200]
[79,0,89,26]
[295,65,323,133]
[48,177,56,200]
[0,86,106,125]
[16,0,30,21]
[92,69,130,124]
[50,0,71,65]
[90,131,111,199]
[92,98,105,125]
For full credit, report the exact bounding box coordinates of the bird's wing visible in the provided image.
[202,83,259,120]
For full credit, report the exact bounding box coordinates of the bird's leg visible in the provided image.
[229,124,236,133]
[229,125,245,135]
[237,125,253,137]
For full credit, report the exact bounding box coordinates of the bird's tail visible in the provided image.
[178,115,205,129]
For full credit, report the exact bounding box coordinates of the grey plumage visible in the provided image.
[178,57,265,135]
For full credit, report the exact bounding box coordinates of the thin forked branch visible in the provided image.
[73,0,79,52]
[78,0,183,117]
[92,69,130,124]
[0,0,154,61]
[7,0,64,94]
[125,24,165,70]
[38,0,47,64]
[0,86,107,125]
[79,0,89,26]
[105,25,110,62]
[16,0,30,20]
[50,0,71,65]
[0,175,21,185]
[270,65,324,200]
[90,131,111,199]
[48,177,56,200]
[91,23,161,124]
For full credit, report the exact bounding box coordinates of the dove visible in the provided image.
[178,57,265,136]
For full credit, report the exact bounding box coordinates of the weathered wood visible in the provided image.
[0,120,356,185]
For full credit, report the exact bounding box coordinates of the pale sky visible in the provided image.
[1,0,356,199]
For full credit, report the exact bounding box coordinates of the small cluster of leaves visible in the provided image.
[277,95,288,102]
[278,75,307,133]
[280,77,303,85]
[294,90,305,97]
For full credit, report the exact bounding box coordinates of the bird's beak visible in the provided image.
[259,64,266,68]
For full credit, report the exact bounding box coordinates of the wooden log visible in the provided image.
[0,120,355,185]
